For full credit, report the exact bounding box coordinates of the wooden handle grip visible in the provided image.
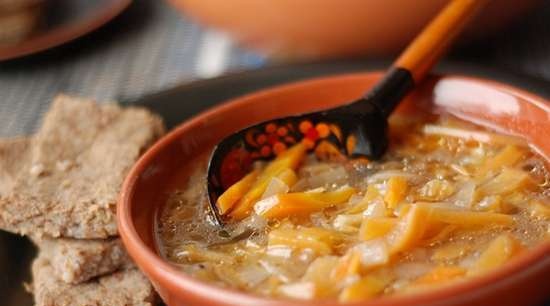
[395,0,489,82]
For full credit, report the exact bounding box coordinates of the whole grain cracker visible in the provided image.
[0,95,165,238]
[0,136,137,284]
[31,253,156,306]
[34,237,133,284]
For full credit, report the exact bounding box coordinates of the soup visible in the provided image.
[157,115,550,302]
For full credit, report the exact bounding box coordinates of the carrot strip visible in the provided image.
[229,144,306,220]
[216,169,260,215]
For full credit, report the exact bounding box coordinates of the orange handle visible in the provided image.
[395,0,489,83]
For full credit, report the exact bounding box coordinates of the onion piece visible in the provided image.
[333,214,363,233]
[258,260,292,283]
[363,200,386,218]
[418,179,455,201]
[237,264,270,287]
[422,124,527,147]
[176,244,234,264]
[450,181,477,208]
[393,262,434,280]
[307,166,348,188]
[266,245,293,258]
[290,178,309,192]
[301,163,333,176]
[278,282,317,300]
[301,256,339,297]
[355,240,390,269]
[305,187,326,193]
[347,193,364,206]
[238,214,267,235]
[261,177,289,200]
[450,164,471,176]
[253,196,279,216]
[366,170,416,184]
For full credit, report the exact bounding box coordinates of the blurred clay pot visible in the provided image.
[0,0,44,45]
[166,0,540,59]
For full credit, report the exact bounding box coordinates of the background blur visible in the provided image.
[1,0,550,137]
[1,1,550,305]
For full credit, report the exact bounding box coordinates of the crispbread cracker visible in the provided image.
[0,95,165,238]
[31,253,156,306]
[35,237,133,284]
[1,137,135,284]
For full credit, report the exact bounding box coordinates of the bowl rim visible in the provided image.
[118,71,550,306]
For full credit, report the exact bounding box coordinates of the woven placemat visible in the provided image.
[0,0,264,137]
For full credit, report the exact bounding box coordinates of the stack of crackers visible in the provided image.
[0,95,165,306]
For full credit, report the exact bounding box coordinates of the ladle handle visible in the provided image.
[367,0,489,117]
[395,0,488,82]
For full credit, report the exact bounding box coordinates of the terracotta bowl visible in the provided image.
[118,72,550,306]
[166,0,541,59]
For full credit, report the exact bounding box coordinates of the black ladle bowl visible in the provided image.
[207,0,488,227]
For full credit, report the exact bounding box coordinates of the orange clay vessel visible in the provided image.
[118,71,550,306]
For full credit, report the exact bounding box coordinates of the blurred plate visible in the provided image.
[0,0,132,61]
[1,60,549,306]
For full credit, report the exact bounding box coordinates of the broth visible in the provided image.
[157,115,550,302]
